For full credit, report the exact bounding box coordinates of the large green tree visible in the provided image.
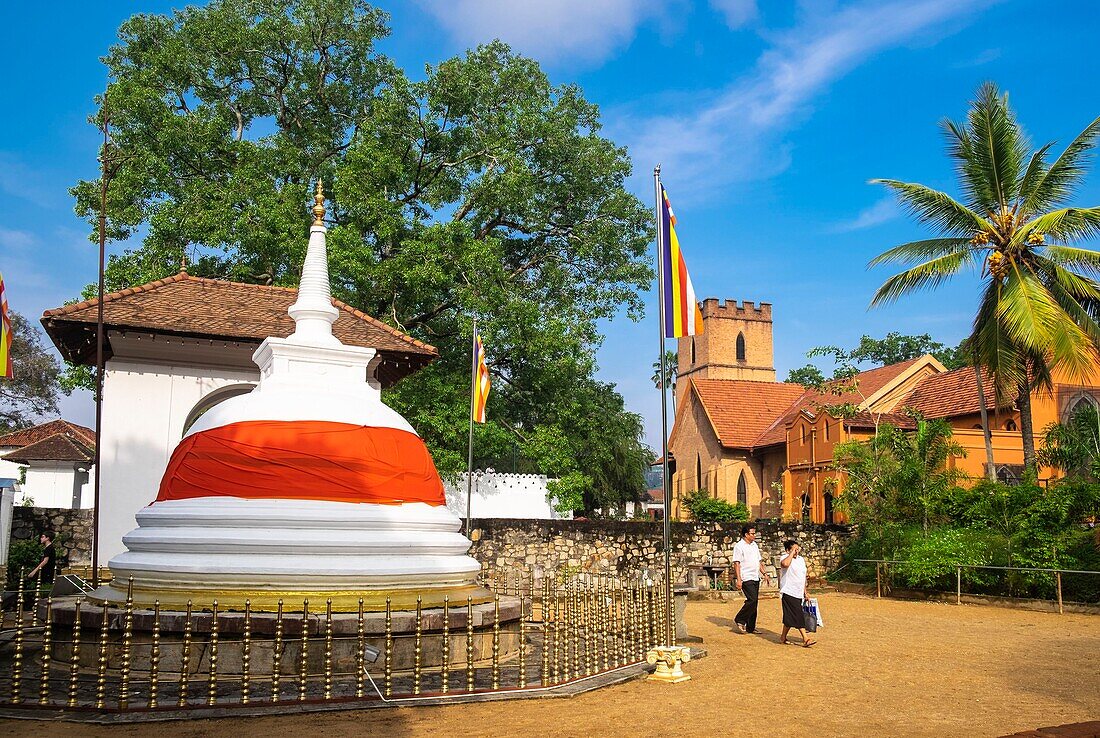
[0,313,63,432]
[868,83,1100,474]
[71,0,654,513]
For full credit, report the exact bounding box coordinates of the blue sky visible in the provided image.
[2,0,1098,450]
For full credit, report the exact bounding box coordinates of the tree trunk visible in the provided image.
[1017,375,1037,477]
[975,365,996,481]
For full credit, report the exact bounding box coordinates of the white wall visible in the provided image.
[97,332,259,562]
[20,463,83,509]
[0,448,24,482]
[444,472,570,520]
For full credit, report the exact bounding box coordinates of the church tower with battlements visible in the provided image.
[675,299,775,403]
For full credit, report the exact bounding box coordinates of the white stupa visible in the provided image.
[102,183,487,611]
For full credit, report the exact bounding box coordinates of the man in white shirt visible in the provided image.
[732,524,770,633]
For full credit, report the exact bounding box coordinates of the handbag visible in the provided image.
[802,597,822,632]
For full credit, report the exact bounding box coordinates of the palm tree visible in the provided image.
[1039,400,1100,481]
[869,82,1100,474]
[651,349,678,411]
[891,417,968,531]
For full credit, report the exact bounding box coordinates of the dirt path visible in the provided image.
[1,593,1096,738]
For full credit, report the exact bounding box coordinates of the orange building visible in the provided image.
[667,298,1100,523]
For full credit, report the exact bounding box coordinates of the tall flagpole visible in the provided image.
[654,164,673,646]
[465,317,478,536]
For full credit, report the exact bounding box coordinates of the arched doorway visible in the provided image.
[182,383,256,436]
[824,492,834,525]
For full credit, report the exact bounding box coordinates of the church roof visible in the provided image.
[1,433,94,464]
[0,419,96,450]
[902,365,1002,418]
[679,358,931,451]
[685,379,805,449]
[41,272,438,388]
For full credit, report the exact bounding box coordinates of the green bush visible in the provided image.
[683,490,750,522]
[5,539,44,591]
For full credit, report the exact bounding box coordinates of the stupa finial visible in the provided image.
[312,180,326,226]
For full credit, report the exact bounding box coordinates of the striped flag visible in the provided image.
[0,272,12,379]
[660,186,704,338]
[472,330,490,423]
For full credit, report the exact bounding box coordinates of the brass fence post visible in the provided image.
[31,572,41,627]
[272,600,284,703]
[465,596,474,692]
[491,596,501,690]
[148,601,161,709]
[118,578,135,709]
[355,598,366,699]
[323,600,334,700]
[413,595,423,696]
[441,596,450,695]
[552,586,561,684]
[38,596,52,706]
[177,600,193,707]
[11,572,25,704]
[94,600,109,709]
[207,600,219,706]
[518,594,527,688]
[67,598,82,707]
[570,583,580,680]
[241,600,252,705]
[540,579,549,686]
[298,600,310,702]
[384,598,393,698]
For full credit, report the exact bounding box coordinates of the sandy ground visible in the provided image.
[1,593,1097,738]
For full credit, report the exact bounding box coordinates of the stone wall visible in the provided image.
[468,518,854,586]
[8,507,94,569]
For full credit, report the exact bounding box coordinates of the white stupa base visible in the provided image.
[101,498,489,611]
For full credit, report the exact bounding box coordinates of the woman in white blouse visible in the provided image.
[779,539,816,647]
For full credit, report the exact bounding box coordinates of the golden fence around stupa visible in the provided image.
[0,568,671,717]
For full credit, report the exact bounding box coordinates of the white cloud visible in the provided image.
[709,0,758,28]
[415,0,669,66]
[615,0,995,201]
[830,196,898,232]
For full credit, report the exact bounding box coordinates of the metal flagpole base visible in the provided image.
[645,645,692,683]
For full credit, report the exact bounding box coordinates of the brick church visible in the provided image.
[666,299,1100,523]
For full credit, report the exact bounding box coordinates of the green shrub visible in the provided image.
[5,539,44,591]
[683,490,750,522]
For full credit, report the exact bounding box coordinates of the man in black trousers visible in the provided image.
[732,524,770,633]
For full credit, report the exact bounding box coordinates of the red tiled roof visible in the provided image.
[1,433,94,464]
[0,420,95,449]
[40,272,437,388]
[752,358,925,448]
[689,379,805,449]
[902,366,1004,419]
[843,411,918,430]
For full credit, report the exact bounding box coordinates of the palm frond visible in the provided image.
[998,263,1094,376]
[1022,115,1100,212]
[967,82,1029,207]
[1044,245,1100,275]
[871,180,988,237]
[867,237,971,267]
[1018,206,1100,244]
[869,250,975,306]
[969,280,1025,404]
[1015,141,1055,215]
[941,117,994,211]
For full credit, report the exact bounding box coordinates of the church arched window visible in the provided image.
[690,337,696,365]
[736,332,746,363]
[736,471,747,506]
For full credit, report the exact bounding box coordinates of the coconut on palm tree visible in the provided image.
[869,82,1100,475]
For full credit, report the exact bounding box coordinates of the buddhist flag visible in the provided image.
[660,186,704,338]
[0,272,12,379]
[472,330,490,423]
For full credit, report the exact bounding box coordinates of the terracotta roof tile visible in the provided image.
[40,272,437,388]
[843,411,918,430]
[1,433,94,464]
[690,379,806,449]
[0,420,95,449]
[902,366,1004,418]
[752,358,925,447]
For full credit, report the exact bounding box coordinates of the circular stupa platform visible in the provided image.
[46,596,521,675]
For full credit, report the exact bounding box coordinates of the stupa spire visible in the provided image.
[288,180,341,346]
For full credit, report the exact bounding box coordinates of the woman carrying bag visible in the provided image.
[779,539,816,648]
